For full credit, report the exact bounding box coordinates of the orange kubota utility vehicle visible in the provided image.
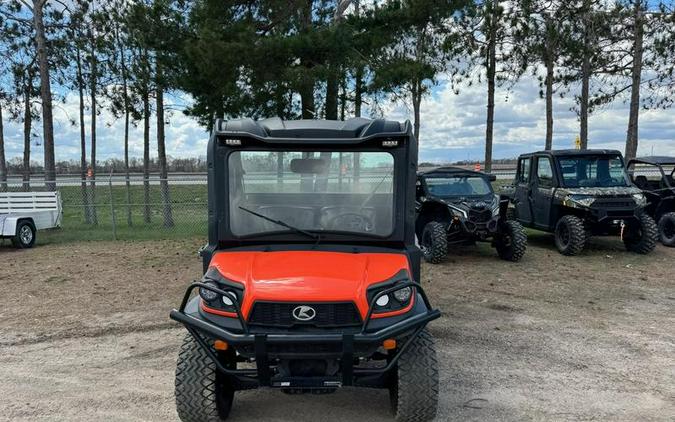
[170,118,440,422]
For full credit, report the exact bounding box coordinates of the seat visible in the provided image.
[633,175,649,190]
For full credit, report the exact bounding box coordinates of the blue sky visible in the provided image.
[2,72,674,165]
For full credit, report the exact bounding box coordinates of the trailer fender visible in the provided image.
[0,215,34,237]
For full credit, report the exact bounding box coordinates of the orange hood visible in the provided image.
[207,250,411,318]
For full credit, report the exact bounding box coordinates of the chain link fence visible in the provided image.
[2,174,208,243]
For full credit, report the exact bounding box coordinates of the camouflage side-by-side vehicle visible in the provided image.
[503,149,657,256]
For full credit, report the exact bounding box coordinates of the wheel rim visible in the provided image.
[501,231,512,247]
[557,223,570,247]
[664,219,675,239]
[421,230,432,252]
[630,222,643,240]
[19,225,33,244]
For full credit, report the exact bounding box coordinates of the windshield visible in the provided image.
[229,151,394,237]
[558,155,629,188]
[425,175,492,197]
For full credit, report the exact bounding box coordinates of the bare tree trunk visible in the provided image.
[122,68,132,227]
[545,54,554,150]
[325,65,339,120]
[89,32,98,225]
[116,27,132,227]
[625,1,644,160]
[354,66,363,118]
[580,63,590,149]
[579,0,591,150]
[22,80,31,192]
[76,46,90,223]
[299,0,315,119]
[485,12,497,173]
[412,81,421,142]
[143,82,151,224]
[339,75,347,121]
[274,82,286,118]
[33,0,56,191]
[353,67,363,182]
[156,61,174,228]
[0,102,6,192]
[300,77,315,118]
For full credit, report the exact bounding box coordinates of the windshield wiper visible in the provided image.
[238,206,319,241]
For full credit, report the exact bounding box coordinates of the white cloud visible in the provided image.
[2,73,674,165]
[383,74,675,162]
[3,91,209,164]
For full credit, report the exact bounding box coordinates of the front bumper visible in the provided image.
[589,206,641,223]
[448,215,500,240]
[169,281,440,389]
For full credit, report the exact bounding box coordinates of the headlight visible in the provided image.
[199,280,220,302]
[368,282,414,314]
[221,290,238,306]
[198,272,244,315]
[632,193,646,207]
[375,295,390,307]
[491,196,500,216]
[442,201,467,218]
[393,287,412,303]
[566,194,595,207]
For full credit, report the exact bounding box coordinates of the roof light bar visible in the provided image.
[224,138,242,146]
[382,139,398,147]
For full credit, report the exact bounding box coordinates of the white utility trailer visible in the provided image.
[0,191,62,248]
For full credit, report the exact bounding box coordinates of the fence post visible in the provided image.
[109,170,117,240]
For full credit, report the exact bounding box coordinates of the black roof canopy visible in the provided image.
[521,149,623,157]
[417,166,487,177]
[215,117,410,142]
[628,156,675,165]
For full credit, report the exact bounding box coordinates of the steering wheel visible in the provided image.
[326,213,374,232]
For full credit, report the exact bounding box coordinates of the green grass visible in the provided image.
[40,184,208,244]
[39,179,515,245]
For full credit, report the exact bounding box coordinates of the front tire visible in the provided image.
[389,329,439,422]
[495,220,527,262]
[624,213,657,254]
[175,333,234,422]
[421,221,447,264]
[554,215,586,256]
[11,221,36,249]
[657,212,675,247]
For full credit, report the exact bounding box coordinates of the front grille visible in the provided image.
[468,208,492,223]
[593,199,635,209]
[248,302,362,328]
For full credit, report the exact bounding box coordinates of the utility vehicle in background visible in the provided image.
[627,156,675,246]
[415,166,526,263]
[503,149,656,256]
[170,117,440,422]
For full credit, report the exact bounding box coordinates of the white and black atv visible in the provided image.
[415,167,527,263]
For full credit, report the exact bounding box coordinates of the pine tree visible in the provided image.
[456,0,527,171]
[517,0,575,150]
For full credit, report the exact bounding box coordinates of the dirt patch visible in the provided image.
[0,234,673,421]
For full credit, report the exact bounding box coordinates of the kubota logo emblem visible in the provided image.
[292,305,316,321]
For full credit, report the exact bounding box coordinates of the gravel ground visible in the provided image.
[0,234,673,421]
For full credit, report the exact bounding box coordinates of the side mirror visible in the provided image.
[488,174,497,182]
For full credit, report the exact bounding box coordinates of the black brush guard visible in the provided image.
[170,281,440,390]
